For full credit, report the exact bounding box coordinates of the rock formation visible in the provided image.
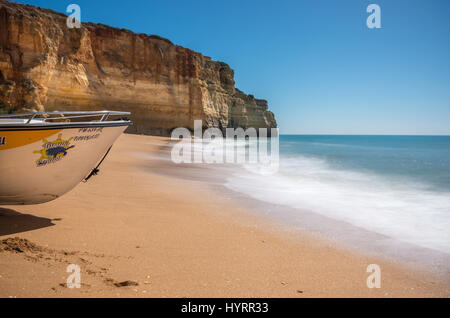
[0,0,277,135]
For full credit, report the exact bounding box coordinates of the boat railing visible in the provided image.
[0,110,131,123]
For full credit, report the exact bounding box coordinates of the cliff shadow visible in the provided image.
[0,208,57,236]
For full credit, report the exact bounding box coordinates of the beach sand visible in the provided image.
[0,134,448,298]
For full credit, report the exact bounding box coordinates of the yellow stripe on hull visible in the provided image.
[0,129,62,150]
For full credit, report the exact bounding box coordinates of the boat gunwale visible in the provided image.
[0,110,132,131]
[0,110,130,119]
[0,121,132,131]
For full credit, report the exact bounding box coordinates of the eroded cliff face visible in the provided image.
[0,0,276,135]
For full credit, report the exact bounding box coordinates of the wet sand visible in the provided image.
[0,134,448,297]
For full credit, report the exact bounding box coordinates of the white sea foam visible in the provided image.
[225,155,450,254]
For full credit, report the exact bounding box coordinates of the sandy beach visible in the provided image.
[0,133,448,298]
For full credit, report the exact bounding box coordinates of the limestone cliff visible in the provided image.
[0,0,276,135]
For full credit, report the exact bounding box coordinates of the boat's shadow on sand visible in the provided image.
[0,208,57,236]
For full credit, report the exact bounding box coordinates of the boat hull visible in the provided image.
[0,125,127,205]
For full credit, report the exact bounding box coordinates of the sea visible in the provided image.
[156,135,450,276]
[224,135,450,268]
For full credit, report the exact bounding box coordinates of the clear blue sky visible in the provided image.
[16,0,450,135]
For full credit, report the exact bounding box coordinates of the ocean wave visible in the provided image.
[226,154,450,254]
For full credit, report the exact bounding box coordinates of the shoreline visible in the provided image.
[0,133,448,297]
[150,137,450,283]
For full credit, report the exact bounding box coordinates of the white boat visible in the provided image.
[0,111,132,205]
